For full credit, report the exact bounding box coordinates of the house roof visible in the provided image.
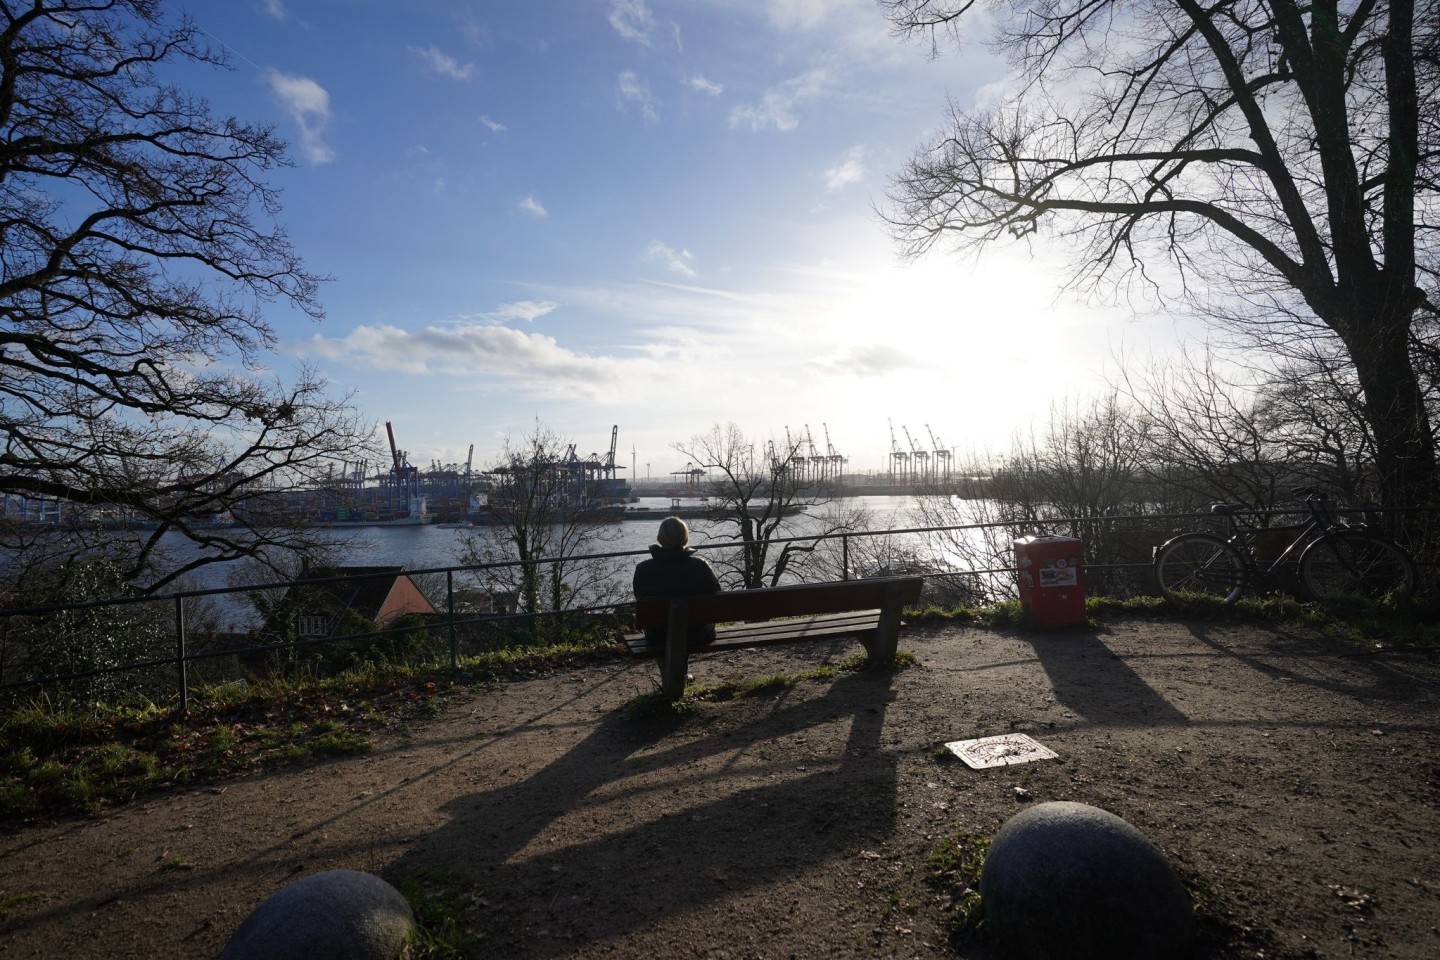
[290,565,416,622]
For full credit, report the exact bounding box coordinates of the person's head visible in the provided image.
[656,516,690,548]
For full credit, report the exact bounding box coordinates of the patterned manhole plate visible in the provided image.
[945,733,1058,769]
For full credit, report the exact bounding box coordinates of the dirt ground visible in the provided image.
[1,617,1438,959]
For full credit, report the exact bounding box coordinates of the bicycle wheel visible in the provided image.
[1299,530,1416,603]
[1154,533,1248,605]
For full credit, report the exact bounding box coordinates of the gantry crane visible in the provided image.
[804,425,822,481]
[926,425,952,482]
[888,419,909,485]
[903,425,930,483]
[822,422,844,480]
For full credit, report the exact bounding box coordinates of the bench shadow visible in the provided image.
[386,666,900,955]
[1017,628,1191,727]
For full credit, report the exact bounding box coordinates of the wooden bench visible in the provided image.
[625,576,924,700]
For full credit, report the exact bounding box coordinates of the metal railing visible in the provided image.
[2,504,1432,711]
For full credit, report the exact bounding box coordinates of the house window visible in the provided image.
[297,614,329,637]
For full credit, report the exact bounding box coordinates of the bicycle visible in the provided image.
[1153,490,1417,605]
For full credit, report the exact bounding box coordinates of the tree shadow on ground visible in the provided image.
[387,666,901,955]
[1182,622,1440,703]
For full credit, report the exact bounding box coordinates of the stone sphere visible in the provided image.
[220,869,415,960]
[980,801,1193,960]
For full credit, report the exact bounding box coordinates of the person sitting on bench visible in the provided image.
[632,516,721,645]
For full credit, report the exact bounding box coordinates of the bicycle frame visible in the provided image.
[1211,496,1342,583]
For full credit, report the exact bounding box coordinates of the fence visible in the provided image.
[2,505,1433,712]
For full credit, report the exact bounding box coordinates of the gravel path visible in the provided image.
[1,617,1437,959]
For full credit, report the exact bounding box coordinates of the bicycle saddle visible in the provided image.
[1207,502,1240,515]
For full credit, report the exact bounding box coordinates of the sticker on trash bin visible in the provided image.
[1038,566,1077,587]
[945,733,1058,769]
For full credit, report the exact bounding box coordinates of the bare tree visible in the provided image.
[881,0,1439,515]
[674,423,867,589]
[0,0,370,592]
[1117,350,1295,513]
[456,425,624,644]
[911,394,1153,598]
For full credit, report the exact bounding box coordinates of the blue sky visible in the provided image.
[182,0,1161,479]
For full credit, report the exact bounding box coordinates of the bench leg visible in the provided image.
[867,582,906,663]
[660,598,690,701]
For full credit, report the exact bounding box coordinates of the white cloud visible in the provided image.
[807,344,935,376]
[305,322,659,400]
[823,145,866,192]
[519,195,548,218]
[645,240,696,278]
[409,45,475,81]
[617,71,659,123]
[479,115,507,133]
[433,178,446,193]
[262,0,288,22]
[457,15,494,49]
[264,70,334,165]
[768,0,833,30]
[729,69,829,133]
[485,300,559,323]
[609,0,655,45]
[686,74,723,96]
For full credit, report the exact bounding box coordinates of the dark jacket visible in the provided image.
[633,545,722,643]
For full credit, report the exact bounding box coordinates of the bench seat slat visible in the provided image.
[624,610,884,656]
[634,577,922,630]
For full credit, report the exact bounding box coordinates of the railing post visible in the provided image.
[447,570,458,675]
[842,533,850,581]
[174,595,189,714]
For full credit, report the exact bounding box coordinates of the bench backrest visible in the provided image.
[634,576,923,630]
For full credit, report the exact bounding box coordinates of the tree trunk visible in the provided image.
[1346,315,1437,517]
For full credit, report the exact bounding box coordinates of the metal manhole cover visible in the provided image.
[945,733,1058,769]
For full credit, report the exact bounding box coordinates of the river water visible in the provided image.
[166,495,953,629]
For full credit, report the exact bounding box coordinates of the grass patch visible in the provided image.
[0,668,455,824]
[924,831,992,942]
[0,624,919,822]
[0,889,48,922]
[622,649,918,717]
[694,650,918,703]
[624,688,697,720]
[397,870,486,959]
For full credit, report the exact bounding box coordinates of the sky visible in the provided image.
[177,0,1173,480]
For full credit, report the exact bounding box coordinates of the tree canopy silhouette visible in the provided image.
[881,0,1438,512]
[0,0,369,591]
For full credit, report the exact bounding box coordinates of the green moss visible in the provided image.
[924,831,992,941]
[397,870,486,959]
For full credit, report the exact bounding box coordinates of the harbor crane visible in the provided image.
[804,425,822,481]
[888,419,909,485]
[384,421,420,509]
[823,422,845,481]
[926,425,952,482]
[903,425,930,483]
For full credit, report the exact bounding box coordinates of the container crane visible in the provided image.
[926,425,953,481]
[822,422,844,482]
[804,425,821,481]
[383,420,421,515]
[888,419,909,485]
[903,425,930,483]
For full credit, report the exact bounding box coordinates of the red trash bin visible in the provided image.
[1014,535,1086,627]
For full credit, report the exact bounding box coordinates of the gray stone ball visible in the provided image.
[220,869,416,960]
[980,801,1193,960]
